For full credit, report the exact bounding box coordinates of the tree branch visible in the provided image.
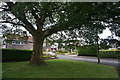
[44,22,82,37]
[6,2,37,36]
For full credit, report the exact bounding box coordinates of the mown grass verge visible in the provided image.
[2,59,118,78]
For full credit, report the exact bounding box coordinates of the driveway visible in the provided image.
[57,54,120,75]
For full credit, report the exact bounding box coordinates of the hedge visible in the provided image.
[77,46,97,57]
[77,46,120,58]
[2,49,32,62]
[100,50,120,59]
[2,49,56,62]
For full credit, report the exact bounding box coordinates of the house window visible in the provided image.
[12,41,24,45]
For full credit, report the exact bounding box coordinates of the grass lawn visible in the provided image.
[2,59,118,78]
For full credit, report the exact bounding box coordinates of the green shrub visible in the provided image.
[100,51,120,59]
[77,46,97,57]
[2,49,32,62]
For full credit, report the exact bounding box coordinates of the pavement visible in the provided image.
[57,54,120,75]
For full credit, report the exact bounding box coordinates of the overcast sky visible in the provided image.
[99,28,112,39]
[99,28,119,40]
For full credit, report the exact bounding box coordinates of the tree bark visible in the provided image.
[97,48,100,64]
[30,34,45,65]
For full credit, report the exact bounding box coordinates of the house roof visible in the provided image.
[28,36,33,41]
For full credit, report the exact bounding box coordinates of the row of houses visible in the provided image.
[0,36,58,51]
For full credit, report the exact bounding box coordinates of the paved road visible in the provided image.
[57,54,120,75]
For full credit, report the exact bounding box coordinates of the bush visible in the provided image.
[100,50,120,59]
[2,49,32,62]
[77,46,97,57]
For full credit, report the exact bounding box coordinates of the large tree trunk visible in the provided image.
[30,34,45,65]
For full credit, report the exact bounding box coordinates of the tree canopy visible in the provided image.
[1,2,119,36]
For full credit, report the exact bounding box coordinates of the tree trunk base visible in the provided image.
[30,55,45,65]
[30,35,45,65]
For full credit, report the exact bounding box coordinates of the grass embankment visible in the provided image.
[2,59,118,78]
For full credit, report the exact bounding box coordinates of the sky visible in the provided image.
[99,28,112,39]
[99,28,119,40]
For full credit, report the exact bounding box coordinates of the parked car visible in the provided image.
[46,52,58,59]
